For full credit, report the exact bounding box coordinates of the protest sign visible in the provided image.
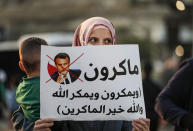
[40,45,146,121]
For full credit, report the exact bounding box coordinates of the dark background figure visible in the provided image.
[6,74,19,128]
[155,58,193,131]
[142,61,161,131]
[160,57,179,89]
[0,69,7,120]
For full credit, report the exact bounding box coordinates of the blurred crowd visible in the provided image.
[0,69,20,131]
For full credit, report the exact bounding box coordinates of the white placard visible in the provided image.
[40,44,146,121]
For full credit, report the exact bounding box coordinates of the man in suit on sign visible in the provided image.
[51,53,81,84]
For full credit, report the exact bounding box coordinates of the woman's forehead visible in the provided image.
[90,28,112,38]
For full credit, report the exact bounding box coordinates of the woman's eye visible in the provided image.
[89,37,97,43]
[105,39,112,44]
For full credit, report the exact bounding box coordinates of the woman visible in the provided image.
[34,17,150,131]
[72,17,116,46]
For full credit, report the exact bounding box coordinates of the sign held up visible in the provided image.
[40,44,146,121]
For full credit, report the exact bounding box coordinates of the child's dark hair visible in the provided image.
[19,37,48,74]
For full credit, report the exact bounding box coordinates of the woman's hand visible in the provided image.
[34,118,55,131]
[132,118,150,131]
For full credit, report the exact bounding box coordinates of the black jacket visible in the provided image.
[156,58,193,131]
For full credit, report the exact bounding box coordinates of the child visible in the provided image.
[16,37,48,122]
[12,37,66,131]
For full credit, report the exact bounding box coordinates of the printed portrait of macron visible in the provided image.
[48,53,81,84]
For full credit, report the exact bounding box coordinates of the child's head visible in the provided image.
[19,37,48,77]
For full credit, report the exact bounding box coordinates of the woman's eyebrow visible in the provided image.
[89,37,98,40]
[105,37,112,39]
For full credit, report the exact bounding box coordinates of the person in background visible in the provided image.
[34,17,150,131]
[160,56,179,89]
[0,69,7,119]
[142,61,161,131]
[6,74,20,128]
[156,58,193,131]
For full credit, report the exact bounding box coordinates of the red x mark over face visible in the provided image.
[45,53,84,83]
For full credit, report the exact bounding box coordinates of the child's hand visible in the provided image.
[34,118,55,131]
